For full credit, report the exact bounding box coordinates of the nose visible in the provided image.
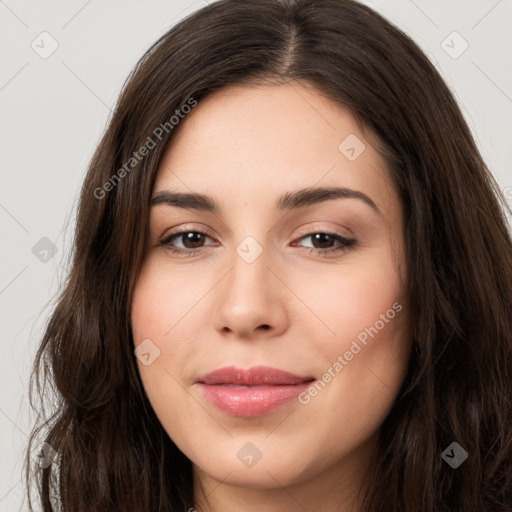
[212,245,289,340]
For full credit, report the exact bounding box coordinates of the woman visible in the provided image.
[25,0,512,510]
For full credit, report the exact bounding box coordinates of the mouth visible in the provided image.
[196,366,315,417]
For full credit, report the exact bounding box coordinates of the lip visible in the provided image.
[196,366,315,417]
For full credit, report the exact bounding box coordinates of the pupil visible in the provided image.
[313,233,334,249]
[183,232,204,248]
[179,233,336,250]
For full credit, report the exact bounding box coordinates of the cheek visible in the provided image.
[293,277,410,467]
[131,257,207,435]
[290,254,406,358]
[291,250,410,421]
[131,255,201,344]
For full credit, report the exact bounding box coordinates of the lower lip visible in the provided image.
[198,382,312,417]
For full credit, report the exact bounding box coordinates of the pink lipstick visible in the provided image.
[196,366,314,417]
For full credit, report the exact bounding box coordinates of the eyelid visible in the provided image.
[160,223,216,240]
[158,224,357,264]
[159,223,353,244]
[294,223,354,238]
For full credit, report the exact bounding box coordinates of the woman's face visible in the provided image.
[131,82,412,497]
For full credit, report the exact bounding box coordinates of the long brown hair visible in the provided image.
[25,0,512,510]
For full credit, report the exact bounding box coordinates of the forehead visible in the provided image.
[153,83,398,218]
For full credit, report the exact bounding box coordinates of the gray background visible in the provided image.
[1,0,511,510]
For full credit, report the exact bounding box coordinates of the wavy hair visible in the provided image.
[25,0,512,510]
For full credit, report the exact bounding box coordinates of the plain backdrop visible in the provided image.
[1,0,511,510]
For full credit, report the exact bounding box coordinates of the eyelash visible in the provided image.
[159,228,356,258]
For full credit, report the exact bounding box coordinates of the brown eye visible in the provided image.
[308,233,338,249]
[160,230,216,256]
[162,232,207,249]
[293,231,356,256]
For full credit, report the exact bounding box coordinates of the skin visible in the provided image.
[131,81,413,512]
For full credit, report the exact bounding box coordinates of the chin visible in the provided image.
[191,444,315,489]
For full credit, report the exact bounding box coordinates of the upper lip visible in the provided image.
[197,366,314,386]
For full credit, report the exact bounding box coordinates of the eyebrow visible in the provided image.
[150,186,380,215]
